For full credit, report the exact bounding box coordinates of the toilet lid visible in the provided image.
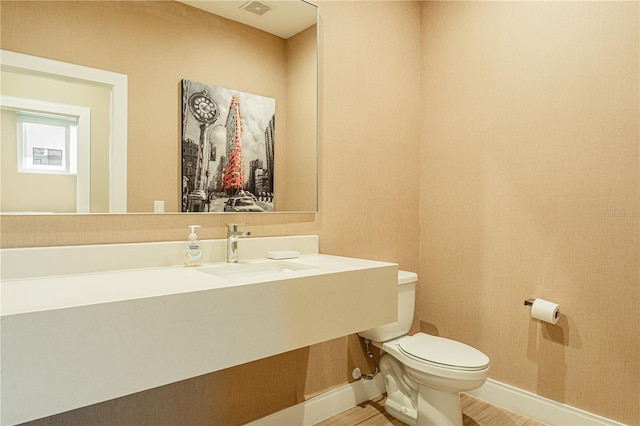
[398,333,489,371]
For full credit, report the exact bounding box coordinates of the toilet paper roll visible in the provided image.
[531,298,560,324]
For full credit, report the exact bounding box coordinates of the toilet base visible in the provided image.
[384,396,418,426]
[416,386,463,426]
[384,385,464,426]
[380,354,418,425]
[379,353,472,426]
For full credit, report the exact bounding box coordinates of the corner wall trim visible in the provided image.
[247,376,625,426]
[467,379,626,426]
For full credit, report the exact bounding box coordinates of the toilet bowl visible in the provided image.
[358,271,489,426]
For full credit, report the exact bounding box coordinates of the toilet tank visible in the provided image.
[358,270,418,343]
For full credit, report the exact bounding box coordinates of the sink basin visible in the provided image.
[196,261,317,279]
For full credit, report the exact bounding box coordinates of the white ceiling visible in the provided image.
[177,1,317,39]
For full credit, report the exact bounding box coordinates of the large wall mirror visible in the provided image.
[0,0,318,214]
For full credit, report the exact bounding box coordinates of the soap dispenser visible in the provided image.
[184,225,203,267]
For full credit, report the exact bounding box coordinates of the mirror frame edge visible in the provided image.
[0,0,319,216]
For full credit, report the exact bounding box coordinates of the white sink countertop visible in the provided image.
[1,236,399,426]
[2,254,391,316]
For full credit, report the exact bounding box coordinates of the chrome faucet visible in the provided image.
[226,223,251,263]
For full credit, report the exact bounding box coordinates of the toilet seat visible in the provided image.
[398,333,489,371]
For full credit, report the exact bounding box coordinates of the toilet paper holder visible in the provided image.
[524,298,561,323]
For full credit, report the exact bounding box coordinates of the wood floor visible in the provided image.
[315,393,545,426]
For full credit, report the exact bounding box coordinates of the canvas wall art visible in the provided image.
[181,79,275,212]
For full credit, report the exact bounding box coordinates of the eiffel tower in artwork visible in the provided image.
[222,95,245,195]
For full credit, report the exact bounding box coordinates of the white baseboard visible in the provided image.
[467,379,627,426]
[247,377,626,426]
[245,375,386,425]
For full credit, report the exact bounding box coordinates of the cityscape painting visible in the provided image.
[181,80,275,213]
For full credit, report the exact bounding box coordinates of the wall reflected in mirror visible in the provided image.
[0,0,318,214]
[1,54,123,214]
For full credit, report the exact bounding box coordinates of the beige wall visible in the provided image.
[419,2,639,424]
[282,25,319,212]
[1,1,638,425]
[1,1,422,425]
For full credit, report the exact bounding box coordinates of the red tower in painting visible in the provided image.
[222,95,244,194]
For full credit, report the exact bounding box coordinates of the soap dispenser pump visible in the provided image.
[184,225,203,267]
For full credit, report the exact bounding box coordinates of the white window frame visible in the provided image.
[17,111,79,175]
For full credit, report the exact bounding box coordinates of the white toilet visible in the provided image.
[358,271,490,426]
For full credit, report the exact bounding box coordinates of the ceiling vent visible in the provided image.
[241,1,273,16]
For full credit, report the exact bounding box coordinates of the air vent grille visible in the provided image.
[241,1,272,16]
